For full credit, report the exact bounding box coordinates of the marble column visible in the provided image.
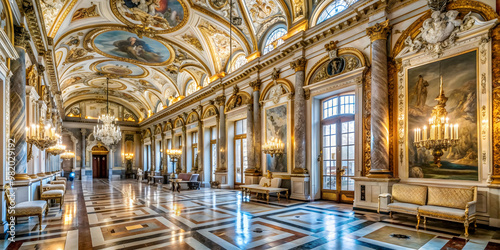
[366,20,392,176]
[81,129,87,179]
[290,57,308,174]
[150,134,155,172]
[244,102,259,184]
[11,47,29,180]
[196,108,204,173]
[250,80,262,173]
[216,95,226,171]
[182,126,188,173]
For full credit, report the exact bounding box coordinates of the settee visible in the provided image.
[379,183,477,237]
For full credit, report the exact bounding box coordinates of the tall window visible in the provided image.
[317,0,357,25]
[192,131,198,169]
[263,27,287,55]
[231,54,247,72]
[321,94,355,195]
[210,126,217,181]
[234,119,247,184]
[185,80,198,96]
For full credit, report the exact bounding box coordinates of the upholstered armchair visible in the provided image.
[40,182,64,210]
[4,184,48,230]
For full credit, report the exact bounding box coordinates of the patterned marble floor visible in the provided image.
[2,178,500,250]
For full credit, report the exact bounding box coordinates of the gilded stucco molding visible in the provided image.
[491,25,500,183]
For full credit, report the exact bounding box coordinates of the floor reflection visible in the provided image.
[2,178,500,249]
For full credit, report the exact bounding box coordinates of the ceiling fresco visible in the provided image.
[92,60,148,78]
[47,0,295,121]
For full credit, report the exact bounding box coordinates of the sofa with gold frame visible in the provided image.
[379,183,477,238]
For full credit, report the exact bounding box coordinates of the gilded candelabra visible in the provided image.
[26,120,59,160]
[166,149,182,179]
[262,137,285,157]
[413,76,459,167]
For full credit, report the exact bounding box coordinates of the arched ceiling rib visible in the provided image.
[43,0,292,120]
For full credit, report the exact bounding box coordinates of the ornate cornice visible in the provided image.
[290,57,307,72]
[366,20,391,42]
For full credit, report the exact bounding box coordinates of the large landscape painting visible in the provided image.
[93,30,171,65]
[265,104,287,173]
[407,51,478,180]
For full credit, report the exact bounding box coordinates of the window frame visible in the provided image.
[262,26,287,55]
[233,119,247,184]
[210,126,217,182]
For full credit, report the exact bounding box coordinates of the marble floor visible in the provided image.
[2,179,500,250]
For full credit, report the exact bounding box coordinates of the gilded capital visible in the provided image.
[14,25,31,48]
[290,57,307,72]
[249,79,262,91]
[215,95,226,106]
[366,20,391,42]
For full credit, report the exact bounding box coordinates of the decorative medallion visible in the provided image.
[92,60,148,78]
[87,78,127,90]
[209,0,228,9]
[112,0,189,33]
[86,28,174,66]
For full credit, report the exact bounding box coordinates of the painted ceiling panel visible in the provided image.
[46,0,294,121]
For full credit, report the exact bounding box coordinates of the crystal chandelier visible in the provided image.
[413,76,459,168]
[60,150,75,160]
[46,138,66,156]
[93,77,121,146]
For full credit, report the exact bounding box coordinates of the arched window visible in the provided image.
[230,54,247,72]
[317,0,357,25]
[155,102,163,113]
[185,80,198,96]
[262,27,287,55]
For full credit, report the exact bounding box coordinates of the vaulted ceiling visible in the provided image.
[43,0,297,121]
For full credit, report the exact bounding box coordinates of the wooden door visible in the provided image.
[92,155,108,178]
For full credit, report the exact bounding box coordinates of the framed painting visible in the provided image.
[406,50,478,181]
[265,103,287,173]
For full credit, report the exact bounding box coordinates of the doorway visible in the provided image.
[320,94,355,203]
[92,145,109,178]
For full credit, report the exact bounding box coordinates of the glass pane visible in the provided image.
[331,135,336,147]
[342,134,347,145]
[349,145,355,159]
[243,138,248,183]
[324,147,330,160]
[236,120,243,135]
[235,139,241,183]
[242,119,247,134]
[211,143,217,181]
[324,135,330,147]
[348,161,355,176]
[349,121,355,132]
[342,146,348,159]
[349,133,355,144]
